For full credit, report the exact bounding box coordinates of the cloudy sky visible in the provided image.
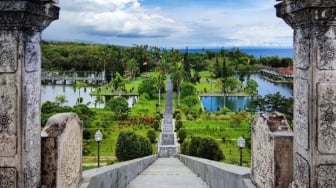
[43,0,293,48]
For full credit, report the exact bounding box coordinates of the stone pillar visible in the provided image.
[276,1,336,187]
[251,112,293,188]
[41,113,83,188]
[0,1,59,187]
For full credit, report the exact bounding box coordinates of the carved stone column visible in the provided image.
[276,1,336,187]
[0,1,59,187]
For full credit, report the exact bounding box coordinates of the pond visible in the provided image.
[41,85,137,108]
[200,74,293,112]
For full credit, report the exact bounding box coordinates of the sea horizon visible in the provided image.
[179,47,293,58]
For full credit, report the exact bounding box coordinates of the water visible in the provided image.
[41,85,137,108]
[182,47,293,58]
[41,85,101,108]
[200,74,293,112]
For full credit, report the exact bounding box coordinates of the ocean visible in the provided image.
[180,47,293,58]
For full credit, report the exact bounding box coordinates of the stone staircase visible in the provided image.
[158,80,178,157]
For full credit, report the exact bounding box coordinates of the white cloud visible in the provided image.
[44,0,293,48]
[46,0,181,39]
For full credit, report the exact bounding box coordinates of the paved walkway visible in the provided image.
[126,158,209,188]
[158,80,177,157]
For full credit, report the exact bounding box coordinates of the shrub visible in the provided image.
[177,128,187,143]
[181,140,190,155]
[105,96,129,119]
[180,82,197,99]
[181,95,199,107]
[188,136,202,157]
[147,129,157,143]
[175,120,183,131]
[187,136,224,161]
[197,136,224,161]
[152,119,160,131]
[116,130,152,161]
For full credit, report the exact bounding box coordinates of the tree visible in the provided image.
[116,130,152,161]
[223,76,241,93]
[105,96,129,119]
[245,79,258,95]
[54,95,68,106]
[112,72,125,91]
[180,82,197,99]
[181,95,199,107]
[138,78,157,99]
[156,74,165,106]
[170,62,186,106]
[126,58,139,80]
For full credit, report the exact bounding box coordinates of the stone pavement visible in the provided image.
[158,80,178,157]
[126,158,209,188]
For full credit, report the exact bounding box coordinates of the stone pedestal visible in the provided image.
[276,1,336,187]
[0,1,59,187]
[41,113,83,188]
[251,112,293,188]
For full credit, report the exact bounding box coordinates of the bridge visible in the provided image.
[41,71,104,85]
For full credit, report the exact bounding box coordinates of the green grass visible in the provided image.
[182,117,252,167]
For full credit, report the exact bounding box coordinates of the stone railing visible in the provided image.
[177,154,255,188]
[80,155,158,188]
[41,113,83,188]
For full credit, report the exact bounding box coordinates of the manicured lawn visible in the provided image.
[182,116,252,167]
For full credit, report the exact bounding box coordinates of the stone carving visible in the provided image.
[318,83,336,154]
[318,27,336,70]
[41,113,82,187]
[252,114,273,187]
[59,124,81,187]
[0,167,16,188]
[294,29,310,69]
[0,42,17,73]
[317,165,336,187]
[294,79,309,150]
[293,153,309,188]
[24,72,40,152]
[0,85,17,156]
[25,42,40,72]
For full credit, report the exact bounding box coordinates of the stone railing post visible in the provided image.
[276,1,336,187]
[0,1,59,187]
[41,113,83,188]
[251,112,293,188]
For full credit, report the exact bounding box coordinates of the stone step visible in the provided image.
[127,158,209,188]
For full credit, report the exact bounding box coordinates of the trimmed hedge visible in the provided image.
[115,130,153,161]
[181,136,224,161]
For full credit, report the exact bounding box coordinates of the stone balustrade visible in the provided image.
[251,112,293,188]
[80,155,158,188]
[41,113,83,188]
[177,154,255,188]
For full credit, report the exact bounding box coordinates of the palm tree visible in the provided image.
[126,58,139,80]
[170,62,186,106]
[156,74,165,106]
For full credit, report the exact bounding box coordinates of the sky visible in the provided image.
[43,0,293,48]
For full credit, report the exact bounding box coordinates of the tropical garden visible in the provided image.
[41,41,293,168]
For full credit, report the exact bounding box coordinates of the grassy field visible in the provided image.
[83,70,253,168]
[182,115,252,166]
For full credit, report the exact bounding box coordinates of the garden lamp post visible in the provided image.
[237,136,245,166]
[95,130,103,168]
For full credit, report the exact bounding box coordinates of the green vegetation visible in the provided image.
[115,130,153,161]
[41,42,294,168]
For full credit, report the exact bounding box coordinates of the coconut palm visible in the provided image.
[170,61,186,106]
